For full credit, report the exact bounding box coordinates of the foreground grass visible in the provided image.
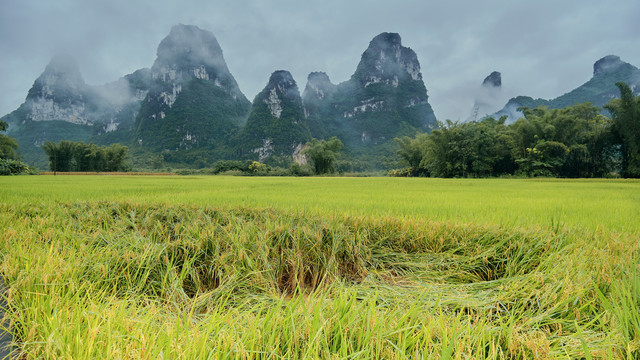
[0,177,639,358]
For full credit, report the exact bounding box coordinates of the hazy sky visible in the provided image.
[1,0,639,121]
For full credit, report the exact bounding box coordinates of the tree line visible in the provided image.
[394,82,640,178]
[42,141,129,172]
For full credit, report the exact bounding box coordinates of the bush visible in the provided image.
[266,166,290,176]
[289,163,314,176]
[0,159,33,175]
[248,161,268,175]
[303,137,343,174]
[387,167,414,177]
[211,160,249,174]
[219,169,245,176]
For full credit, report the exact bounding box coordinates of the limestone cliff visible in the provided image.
[302,32,437,152]
[133,24,251,151]
[240,70,310,162]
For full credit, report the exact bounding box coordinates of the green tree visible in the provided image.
[104,144,129,172]
[72,142,101,171]
[303,137,343,174]
[42,141,129,172]
[413,118,516,178]
[42,141,75,172]
[512,103,614,177]
[395,133,429,175]
[392,102,614,178]
[248,161,267,175]
[420,120,470,177]
[0,120,18,160]
[604,82,640,177]
[515,140,569,177]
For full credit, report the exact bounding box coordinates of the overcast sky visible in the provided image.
[1,0,639,121]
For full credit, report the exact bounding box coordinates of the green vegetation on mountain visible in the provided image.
[239,102,310,161]
[549,56,640,109]
[301,72,336,140]
[238,71,311,163]
[132,25,251,164]
[301,33,436,170]
[135,78,249,152]
[7,120,94,169]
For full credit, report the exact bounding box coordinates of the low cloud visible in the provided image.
[1,0,639,122]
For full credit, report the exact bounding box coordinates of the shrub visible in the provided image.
[289,163,314,176]
[0,159,32,175]
[248,161,268,175]
[387,167,414,177]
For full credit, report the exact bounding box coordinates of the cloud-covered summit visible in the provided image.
[2,1,639,123]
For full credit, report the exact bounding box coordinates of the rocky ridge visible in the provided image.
[302,32,437,151]
[0,28,440,168]
[468,71,503,122]
[241,70,310,162]
[25,54,88,124]
[302,72,337,139]
[10,54,144,131]
[133,24,251,151]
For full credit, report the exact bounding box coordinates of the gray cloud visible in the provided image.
[1,0,639,121]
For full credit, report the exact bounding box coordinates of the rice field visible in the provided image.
[0,176,639,359]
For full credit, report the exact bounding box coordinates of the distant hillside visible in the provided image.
[239,70,311,163]
[133,24,251,155]
[1,27,438,170]
[0,55,147,167]
[5,25,638,171]
[303,33,437,162]
[493,55,640,123]
[467,71,503,123]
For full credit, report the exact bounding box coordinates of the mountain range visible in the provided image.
[1,25,436,169]
[488,55,640,123]
[1,24,638,169]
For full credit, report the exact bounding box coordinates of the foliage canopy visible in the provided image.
[303,137,344,174]
[604,82,640,177]
[395,101,625,178]
[42,140,129,172]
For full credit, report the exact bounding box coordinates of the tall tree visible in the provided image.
[604,82,640,177]
[303,137,343,175]
[0,120,18,160]
[395,133,429,174]
[42,141,75,172]
[104,144,129,172]
[42,141,129,172]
